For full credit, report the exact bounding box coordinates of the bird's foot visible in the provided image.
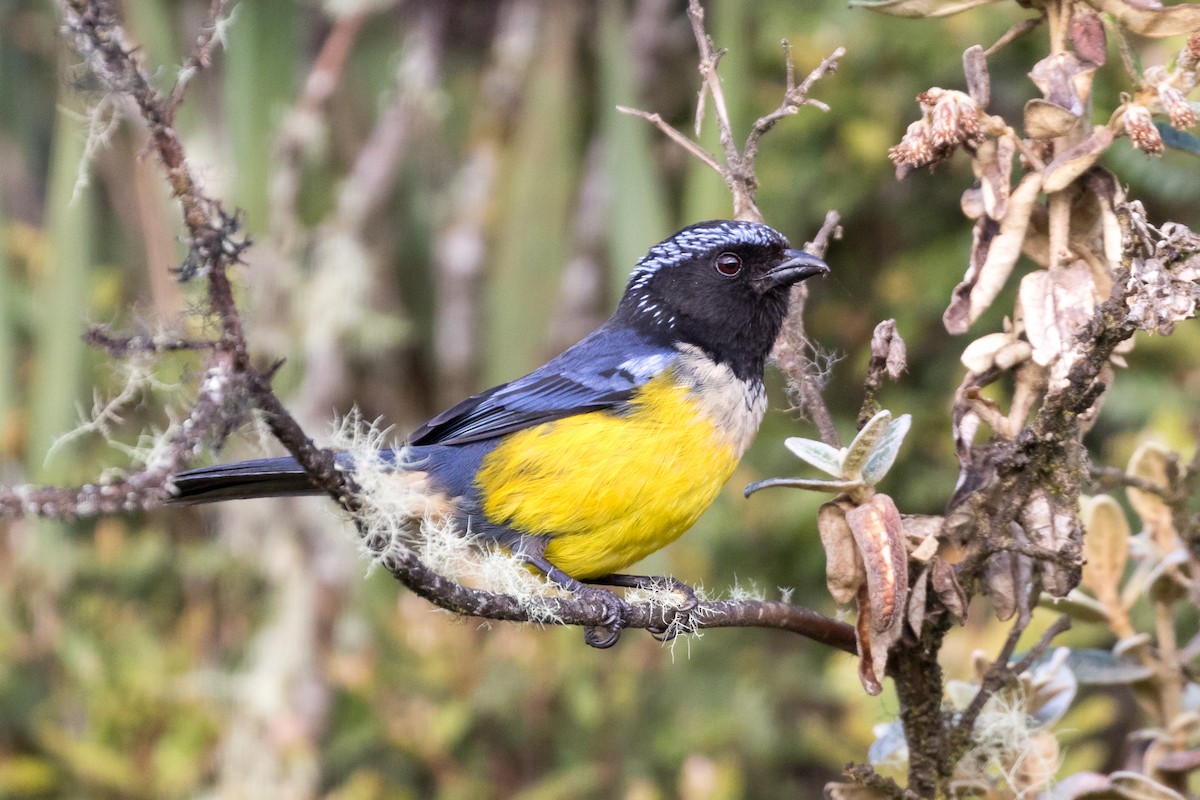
[586,573,699,642]
[576,586,627,649]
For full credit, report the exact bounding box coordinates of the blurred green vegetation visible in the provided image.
[1,0,1198,797]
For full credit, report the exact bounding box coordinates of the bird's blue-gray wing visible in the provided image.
[407,327,675,446]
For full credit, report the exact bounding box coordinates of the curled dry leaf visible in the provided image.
[931,556,967,621]
[960,330,1033,374]
[908,566,930,637]
[1044,771,1116,800]
[1024,98,1082,140]
[963,44,990,107]
[1085,0,1200,37]
[1126,441,1176,548]
[1022,488,1083,597]
[818,500,867,604]
[1018,261,1096,386]
[847,494,908,694]
[846,494,909,631]
[973,135,1015,220]
[856,584,885,695]
[961,186,985,220]
[1042,126,1114,193]
[1107,770,1188,800]
[870,319,907,380]
[984,522,1033,621]
[1080,494,1130,607]
[1029,52,1096,117]
[1069,5,1107,67]
[945,172,1044,334]
[849,0,1006,18]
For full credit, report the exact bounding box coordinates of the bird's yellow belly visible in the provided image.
[475,374,741,579]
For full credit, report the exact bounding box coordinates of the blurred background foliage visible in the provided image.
[0,0,1198,797]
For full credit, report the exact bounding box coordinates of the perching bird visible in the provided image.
[170,220,828,646]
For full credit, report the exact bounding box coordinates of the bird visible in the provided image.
[169,220,829,646]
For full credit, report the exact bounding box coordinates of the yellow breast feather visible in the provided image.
[475,371,744,579]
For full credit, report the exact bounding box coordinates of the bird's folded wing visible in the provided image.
[407,328,675,446]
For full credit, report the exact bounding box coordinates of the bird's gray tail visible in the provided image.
[168,456,330,504]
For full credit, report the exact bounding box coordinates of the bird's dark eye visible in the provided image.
[715,252,742,276]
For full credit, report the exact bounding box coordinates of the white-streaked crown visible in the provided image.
[622,220,789,327]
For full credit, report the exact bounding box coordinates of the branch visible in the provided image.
[13,0,869,657]
[621,0,843,223]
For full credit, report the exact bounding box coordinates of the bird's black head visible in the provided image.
[615,220,829,380]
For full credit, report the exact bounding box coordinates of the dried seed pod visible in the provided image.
[818,500,867,604]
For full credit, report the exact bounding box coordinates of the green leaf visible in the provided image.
[1037,589,1110,624]
[862,414,912,486]
[783,437,845,477]
[1063,648,1155,686]
[1156,123,1200,158]
[841,410,892,480]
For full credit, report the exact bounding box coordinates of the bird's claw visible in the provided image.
[580,587,626,649]
[640,577,699,642]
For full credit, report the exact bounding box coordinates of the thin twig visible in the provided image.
[165,0,232,119]
[615,106,725,174]
[983,15,1044,58]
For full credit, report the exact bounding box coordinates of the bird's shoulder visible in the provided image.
[406,323,678,446]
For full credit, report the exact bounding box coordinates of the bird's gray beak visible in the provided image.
[755,249,830,292]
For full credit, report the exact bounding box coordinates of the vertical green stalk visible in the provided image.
[0,200,13,445]
[223,0,298,229]
[27,92,94,483]
[598,2,669,302]
[485,6,581,385]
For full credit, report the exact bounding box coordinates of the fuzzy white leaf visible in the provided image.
[842,410,892,480]
[862,414,913,486]
[784,437,845,477]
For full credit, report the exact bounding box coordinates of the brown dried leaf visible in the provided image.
[1025,98,1082,139]
[1022,489,1083,597]
[870,319,907,379]
[961,331,1015,373]
[1070,6,1108,66]
[850,0,1006,17]
[1086,0,1200,37]
[1108,770,1188,799]
[1043,126,1114,193]
[976,134,1015,219]
[818,500,868,604]
[1156,749,1200,774]
[945,216,1001,334]
[1029,52,1097,115]
[1126,442,1176,548]
[1018,262,1096,381]
[961,186,985,220]
[1081,494,1130,606]
[846,494,909,632]
[931,556,967,621]
[963,44,990,107]
[856,585,885,695]
[984,549,1020,620]
[908,566,930,637]
[966,172,1043,329]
